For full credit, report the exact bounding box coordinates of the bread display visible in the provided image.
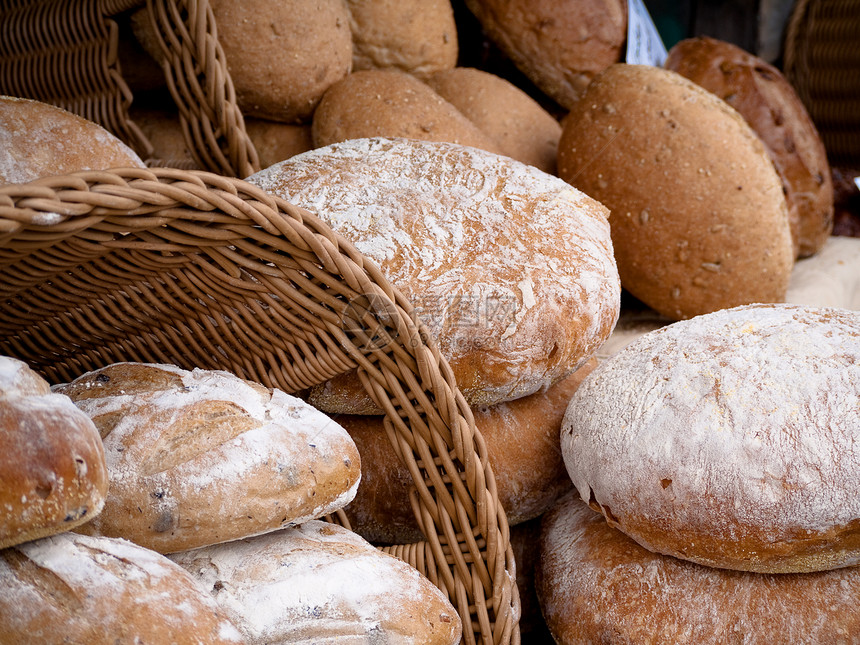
[561,303,860,573]
[169,520,462,645]
[665,36,834,259]
[338,359,596,544]
[131,0,353,123]
[346,0,458,77]
[55,362,361,554]
[425,66,562,173]
[0,531,245,644]
[463,0,627,109]
[0,96,144,185]
[558,64,795,320]
[0,356,108,549]
[537,492,860,644]
[248,137,620,412]
[311,69,502,153]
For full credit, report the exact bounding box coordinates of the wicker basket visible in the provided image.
[784,0,860,165]
[0,2,521,643]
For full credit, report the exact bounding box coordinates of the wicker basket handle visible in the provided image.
[0,167,520,645]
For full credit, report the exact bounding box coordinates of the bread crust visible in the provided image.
[665,36,834,258]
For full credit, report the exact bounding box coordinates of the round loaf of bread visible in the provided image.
[425,67,562,174]
[169,520,461,644]
[0,532,245,644]
[665,36,834,259]
[249,137,620,412]
[346,0,458,77]
[463,0,627,109]
[1,356,108,549]
[311,69,502,153]
[785,236,860,310]
[537,492,860,644]
[55,362,361,554]
[561,303,860,573]
[339,359,596,544]
[558,64,795,320]
[0,96,144,185]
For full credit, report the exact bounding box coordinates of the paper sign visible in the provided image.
[626,0,668,66]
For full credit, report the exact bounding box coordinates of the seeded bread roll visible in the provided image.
[55,362,361,554]
[0,96,144,185]
[537,493,860,644]
[249,138,620,413]
[561,303,860,573]
[346,0,458,77]
[665,36,834,258]
[558,64,795,320]
[311,69,503,153]
[425,67,562,174]
[169,520,462,645]
[463,0,627,109]
[0,532,245,645]
[0,356,108,549]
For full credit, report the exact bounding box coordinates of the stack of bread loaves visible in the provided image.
[538,303,860,642]
[1,358,461,644]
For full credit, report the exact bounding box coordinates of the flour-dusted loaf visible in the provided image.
[249,137,620,413]
[537,493,860,644]
[55,362,361,553]
[0,532,245,645]
[169,520,462,645]
[785,232,860,311]
[0,96,144,185]
[665,36,834,258]
[561,303,860,573]
[558,64,795,320]
[0,356,108,549]
[340,359,596,544]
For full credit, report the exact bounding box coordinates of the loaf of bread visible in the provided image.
[785,236,860,310]
[1,356,108,549]
[131,0,352,123]
[561,303,860,573]
[339,359,596,544]
[346,0,458,77]
[463,0,627,109]
[537,492,860,644]
[169,520,462,644]
[558,64,795,320]
[55,362,361,553]
[425,66,562,173]
[1,96,144,185]
[0,531,245,644]
[249,138,620,413]
[665,36,834,258]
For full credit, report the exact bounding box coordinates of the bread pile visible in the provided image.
[0,358,461,644]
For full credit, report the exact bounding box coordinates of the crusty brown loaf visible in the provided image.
[169,520,462,645]
[55,362,361,554]
[0,356,108,549]
[0,96,144,185]
[463,0,627,109]
[338,359,596,544]
[131,0,352,123]
[561,304,860,573]
[425,67,562,174]
[665,36,834,259]
[537,493,860,644]
[249,138,620,412]
[311,69,502,153]
[346,0,458,77]
[558,64,795,320]
[0,532,245,645]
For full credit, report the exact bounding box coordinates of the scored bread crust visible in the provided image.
[537,493,860,644]
[560,303,860,573]
[0,357,108,549]
[55,362,361,554]
[249,137,620,413]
